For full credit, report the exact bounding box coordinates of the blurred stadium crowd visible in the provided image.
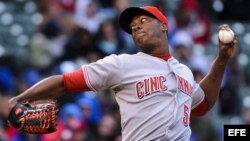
[0,0,250,141]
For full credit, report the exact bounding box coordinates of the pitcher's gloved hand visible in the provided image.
[7,100,58,134]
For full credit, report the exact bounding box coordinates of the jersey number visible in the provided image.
[183,104,189,126]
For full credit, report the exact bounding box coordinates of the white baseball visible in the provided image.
[218,28,235,44]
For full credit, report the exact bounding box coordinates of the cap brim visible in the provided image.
[119,7,156,34]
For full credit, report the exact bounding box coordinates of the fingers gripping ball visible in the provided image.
[218,28,235,44]
[7,101,59,134]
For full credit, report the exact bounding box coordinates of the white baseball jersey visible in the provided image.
[81,52,205,141]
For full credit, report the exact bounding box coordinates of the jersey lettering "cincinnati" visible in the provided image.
[177,75,193,97]
[136,75,167,99]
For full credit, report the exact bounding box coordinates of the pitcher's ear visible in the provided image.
[161,23,168,32]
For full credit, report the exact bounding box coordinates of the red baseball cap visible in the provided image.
[119,6,168,34]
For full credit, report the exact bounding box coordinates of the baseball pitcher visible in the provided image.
[8,6,237,141]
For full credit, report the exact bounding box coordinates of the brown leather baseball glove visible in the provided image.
[7,100,58,134]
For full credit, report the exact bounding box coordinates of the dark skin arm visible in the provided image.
[199,24,237,112]
[8,75,66,110]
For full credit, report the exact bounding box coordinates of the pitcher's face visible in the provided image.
[130,15,165,53]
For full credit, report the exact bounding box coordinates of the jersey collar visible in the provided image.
[152,53,171,61]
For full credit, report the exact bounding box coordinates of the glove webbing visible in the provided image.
[19,107,58,134]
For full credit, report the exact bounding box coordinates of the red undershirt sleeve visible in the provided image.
[191,98,208,117]
[63,69,91,92]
